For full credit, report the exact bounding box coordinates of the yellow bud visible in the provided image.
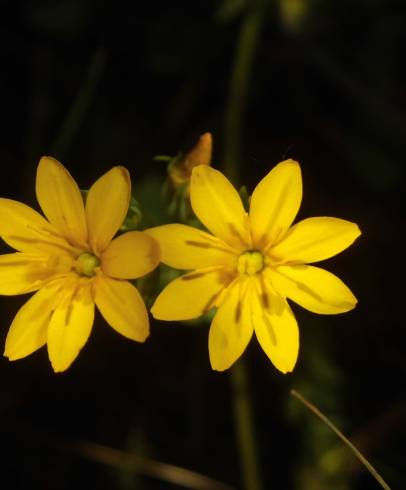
[168,132,213,188]
[184,132,212,172]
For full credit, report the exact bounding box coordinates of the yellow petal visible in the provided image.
[0,198,75,255]
[249,159,302,248]
[0,253,63,295]
[36,156,88,248]
[190,166,249,249]
[4,279,64,361]
[270,217,361,263]
[251,283,299,373]
[209,278,253,371]
[47,280,94,372]
[267,265,357,314]
[145,224,236,270]
[102,231,160,279]
[94,275,149,342]
[151,267,234,321]
[86,166,131,255]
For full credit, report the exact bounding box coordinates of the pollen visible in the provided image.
[75,252,100,277]
[237,250,264,276]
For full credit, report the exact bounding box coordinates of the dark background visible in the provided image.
[0,1,404,489]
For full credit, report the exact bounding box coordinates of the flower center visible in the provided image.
[237,250,264,276]
[75,252,100,277]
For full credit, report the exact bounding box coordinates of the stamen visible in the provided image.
[237,250,264,276]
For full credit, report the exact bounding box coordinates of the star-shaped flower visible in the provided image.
[147,160,361,373]
[0,157,160,372]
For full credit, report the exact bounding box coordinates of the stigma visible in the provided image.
[237,250,264,276]
[75,252,100,277]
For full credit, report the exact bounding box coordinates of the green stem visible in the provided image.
[223,2,264,183]
[291,389,393,490]
[223,4,264,490]
[231,361,263,490]
[52,48,108,156]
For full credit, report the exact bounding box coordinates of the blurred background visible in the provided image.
[0,0,405,489]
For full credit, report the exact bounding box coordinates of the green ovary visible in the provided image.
[75,252,100,277]
[237,250,264,276]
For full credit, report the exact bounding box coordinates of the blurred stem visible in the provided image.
[223,1,264,182]
[52,48,108,156]
[231,361,263,490]
[291,389,393,490]
[224,4,264,490]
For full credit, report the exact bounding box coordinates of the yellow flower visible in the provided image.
[147,160,361,373]
[0,157,160,372]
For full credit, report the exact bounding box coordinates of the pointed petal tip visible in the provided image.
[49,355,66,373]
[281,367,293,375]
[280,158,300,166]
[209,357,229,372]
[49,347,80,373]
[4,350,28,362]
[274,159,301,173]
[38,155,62,166]
[211,365,226,372]
[116,165,130,177]
[37,156,67,177]
[3,343,17,360]
[111,165,131,185]
[332,284,358,314]
[347,221,362,242]
[49,351,77,373]
[101,165,132,197]
[341,297,358,313]
[120,330,149,343]
[149,302,190,322]
[149,306,162,320]
[136,330,149,343]
[274,358,296,374]
[51,363,69,374]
